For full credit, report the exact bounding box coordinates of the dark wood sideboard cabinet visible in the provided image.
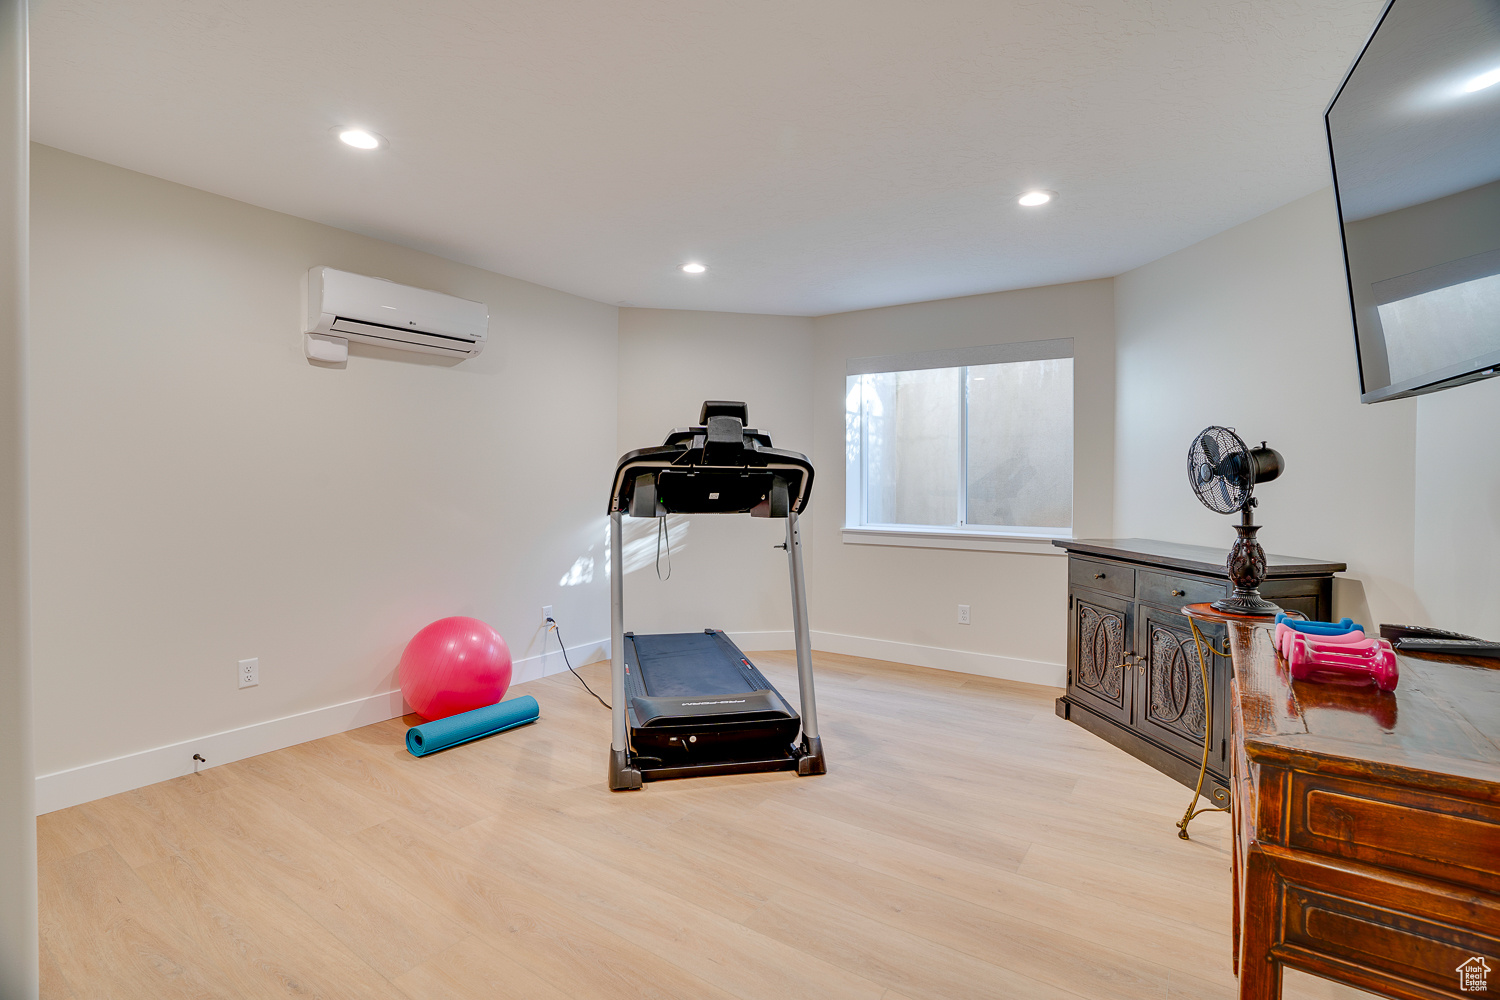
[1053,538,1345,805]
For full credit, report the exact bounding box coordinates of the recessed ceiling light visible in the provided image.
[1462,67,1500,93]
[335,127,385,150]
[1018,190,1055,207]
[681,262,707,274]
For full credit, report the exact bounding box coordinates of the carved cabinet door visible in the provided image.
[1133,606,1220,764]
[1068,590,1133,725]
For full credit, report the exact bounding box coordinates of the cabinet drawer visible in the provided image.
[1138,570,1225,610]
[1069,557,1133,597]
[1288,772,1500,895]
[1280,878,1500,998]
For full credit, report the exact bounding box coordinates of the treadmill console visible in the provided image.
[609,400,814,517]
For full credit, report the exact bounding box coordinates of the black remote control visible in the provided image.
[1393,637,1500,659]
[1380,623,1483,643]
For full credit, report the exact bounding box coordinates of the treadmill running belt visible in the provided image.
[632,632,756,697]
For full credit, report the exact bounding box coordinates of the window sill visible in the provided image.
[841,525,1071,554]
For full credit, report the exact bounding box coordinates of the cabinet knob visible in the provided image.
[1093,572,1105,579]
[1172,588,1185,597]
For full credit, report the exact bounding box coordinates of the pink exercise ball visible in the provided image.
[399,616,513,721]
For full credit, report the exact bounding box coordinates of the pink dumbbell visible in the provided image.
[1275,622,1365,659]
[1283,632,1399,691]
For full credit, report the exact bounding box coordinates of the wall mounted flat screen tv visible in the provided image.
[1327,0,1500,403]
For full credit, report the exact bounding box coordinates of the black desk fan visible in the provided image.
[1187,426,1285,617]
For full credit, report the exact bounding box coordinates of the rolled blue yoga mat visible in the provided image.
[406,695,540,757]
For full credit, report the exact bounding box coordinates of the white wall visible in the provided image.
[808,280,1116,685]
[1414,378,1500,639]
[37,143,1497,828]
[29,146,619,809]
[0,1,37,994]
[1114,189,1422,629]
[616,308,814,642]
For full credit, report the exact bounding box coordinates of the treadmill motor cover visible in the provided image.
[631,689,795,728]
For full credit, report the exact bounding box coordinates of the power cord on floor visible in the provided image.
[546,616,611,710]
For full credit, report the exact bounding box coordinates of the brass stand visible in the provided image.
[1177,616,1232,840]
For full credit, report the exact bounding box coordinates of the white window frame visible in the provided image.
[843,339,1074,554]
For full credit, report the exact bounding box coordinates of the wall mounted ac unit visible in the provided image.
[303,267,489,363]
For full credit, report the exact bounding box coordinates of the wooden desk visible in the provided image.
[1184,605,1500,1000]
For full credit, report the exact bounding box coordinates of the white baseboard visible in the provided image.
[35,630,1058,813]
[513,636,611,683]
[34,688,407,815]
[724,630,795,651]
[730,628,1063,687]
[34,636,610,815]
[811,630,1064,687]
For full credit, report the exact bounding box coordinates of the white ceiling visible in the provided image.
[1327,0,1500,220]
[31,0,1387,316]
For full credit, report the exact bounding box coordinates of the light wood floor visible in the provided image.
[37,650,1373,1000]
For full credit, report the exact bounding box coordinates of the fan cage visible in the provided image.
[1187,426,1252,515]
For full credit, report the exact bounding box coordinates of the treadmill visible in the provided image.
[606,400,826,790]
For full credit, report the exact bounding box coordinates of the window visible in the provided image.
[845,339,1073,539]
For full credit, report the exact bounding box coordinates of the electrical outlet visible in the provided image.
[238,657,259,689]
[957,604,971,625]
[542,605,554,624]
